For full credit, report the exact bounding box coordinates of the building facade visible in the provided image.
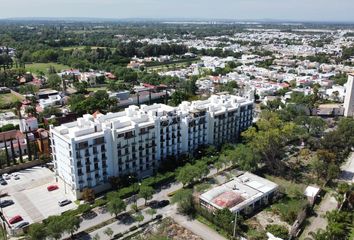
[50,95,254,199]
[344,74,354,117]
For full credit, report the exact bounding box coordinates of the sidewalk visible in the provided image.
[300,192,337,239]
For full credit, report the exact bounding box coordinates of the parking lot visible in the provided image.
[0,166,77,227]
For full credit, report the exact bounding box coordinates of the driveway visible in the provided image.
[339,152,354,183]
[173,213,227,240]
[300,192,337,239]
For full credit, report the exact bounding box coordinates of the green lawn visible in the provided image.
[265,175,306,198]
[87,86,108,92]
[25,62,71,75]
[0,93,23,105]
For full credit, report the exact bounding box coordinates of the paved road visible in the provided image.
[173,213,227,240]
[339,152,354,183]
[300,192,337,239]
[65,168,224,239]
[89,205,176,240]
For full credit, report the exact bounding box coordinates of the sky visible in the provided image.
[0,0,353,22]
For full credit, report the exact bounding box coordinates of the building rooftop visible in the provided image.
[51,95,253,141]
[200,172,278,212]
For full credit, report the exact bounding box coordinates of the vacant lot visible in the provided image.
[25,62,71,74]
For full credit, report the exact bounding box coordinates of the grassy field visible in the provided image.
[265,175,306,198]
[25,62,71,74]
[87,86,108,92]
[0,93,23,105]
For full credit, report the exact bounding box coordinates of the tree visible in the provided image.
[131,203,139,213]
[146,208,156,219]
[134,213,144,225]
[107,197,126,218]
[47,74,62,91]
[82,188,95,203]
[28,223,47,240]
[103,227,114,240]
[171,189,194,215]
[63,215,80,237]
[214,208,234,233]
[176,163,199,186]
[170,91,190,106]
[138,185,154,206]
[92,233,101,240]
[266,224,289,239]
[74,81,88,94]
[46,216,65,240]
[233,144,260,172]
[242,111,298,172]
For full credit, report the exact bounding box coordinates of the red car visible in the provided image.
[47,185,59,191]
[9,215,22,224]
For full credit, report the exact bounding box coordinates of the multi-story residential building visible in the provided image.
[344,74,354,117]
[50,95,254,199]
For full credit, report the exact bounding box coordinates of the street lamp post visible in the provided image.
[233,211,238,238]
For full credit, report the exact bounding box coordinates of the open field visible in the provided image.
[0,93,22,105]
[25,62,71,74]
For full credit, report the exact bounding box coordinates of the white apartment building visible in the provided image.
[50,95,254,199]
[344,74,354,117]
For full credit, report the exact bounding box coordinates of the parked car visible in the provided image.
[2,174,10,180]
[147,200,159,209]
[154,214,163,220]
[0,179,7,185]
[158,200,170,208]
[47,185,59,191]
[13,174,20,180]
[0,200,14,208]
[9,215,22,224]
[14,221,29,229]
[58,199,72,207]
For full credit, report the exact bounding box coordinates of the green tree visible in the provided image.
[134,213,144,225]
[63,215,80,237]
[46,216,66,240]
[107,197,126,218]
[171,189,194,215]
[47,74,62,91]
[74,81,88,94]
[103,227,114,240]
[176,163,199,186]
[266,224,289,239]
[138,185,154,206]
[28,223,47,240]
[146,208,156,219]
[233,144,260,171]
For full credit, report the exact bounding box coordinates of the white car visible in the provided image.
[13,175,20,180]
[2,174,10,180]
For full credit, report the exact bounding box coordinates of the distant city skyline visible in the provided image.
[0,0,353,22]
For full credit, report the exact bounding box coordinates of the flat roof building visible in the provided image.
[50,95,254,199]
[200,172,278,214]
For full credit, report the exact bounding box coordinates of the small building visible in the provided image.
[200,172,278,215]
[304,186,320,206]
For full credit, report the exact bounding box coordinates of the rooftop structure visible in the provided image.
[200,172,278,214]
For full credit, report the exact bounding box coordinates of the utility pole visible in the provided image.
[233,211,238,238]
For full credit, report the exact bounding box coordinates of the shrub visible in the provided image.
[78,203,91,214]
[129,225,138,231]
[266,224,289,239]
